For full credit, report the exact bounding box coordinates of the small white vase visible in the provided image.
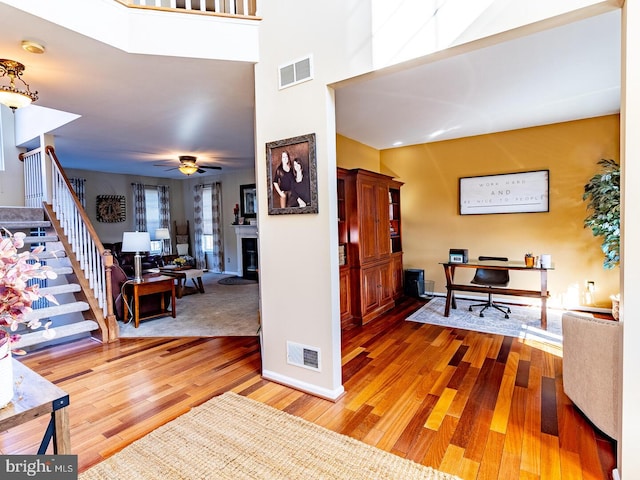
[0,333,13,409]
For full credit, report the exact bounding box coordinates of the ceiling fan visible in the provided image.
[154,155,222,176]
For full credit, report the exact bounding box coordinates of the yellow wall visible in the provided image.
[336,135,380,172]
[338,115,620,308]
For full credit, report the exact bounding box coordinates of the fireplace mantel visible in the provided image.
[233,224,258,278]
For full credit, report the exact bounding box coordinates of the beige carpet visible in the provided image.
[79,392,461,480]
[118,272,259,338]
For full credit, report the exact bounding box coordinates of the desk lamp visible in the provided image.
[122,231,151,283]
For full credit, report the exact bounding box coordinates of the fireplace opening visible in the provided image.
[241,237,259,281]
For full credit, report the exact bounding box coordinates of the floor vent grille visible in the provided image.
[279,56,313,89]
[286,341,321,371]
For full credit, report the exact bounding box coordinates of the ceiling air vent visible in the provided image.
[279,55,313,89]
[286,341,321,371]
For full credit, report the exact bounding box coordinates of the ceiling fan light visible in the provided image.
[178,164,199,175]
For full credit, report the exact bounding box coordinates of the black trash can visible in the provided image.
[404,269,425,298]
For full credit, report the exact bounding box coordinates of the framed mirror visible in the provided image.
[240,183,257,218]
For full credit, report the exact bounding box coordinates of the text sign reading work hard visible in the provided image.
[459,170,549,215]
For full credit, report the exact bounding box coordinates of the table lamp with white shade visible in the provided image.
[122,231,151,283]
[155,227,171,254]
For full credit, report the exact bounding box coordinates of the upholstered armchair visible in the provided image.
[562,312,620,440]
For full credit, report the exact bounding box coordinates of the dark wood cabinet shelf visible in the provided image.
[337,168,403,327]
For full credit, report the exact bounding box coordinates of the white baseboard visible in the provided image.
[262,369,344,401]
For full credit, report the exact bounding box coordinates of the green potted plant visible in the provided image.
[583,158,620,270]
[583,158,620,318]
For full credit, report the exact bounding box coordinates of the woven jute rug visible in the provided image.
[79,392,460,480]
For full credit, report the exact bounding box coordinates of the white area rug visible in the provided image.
[406,297,563,347]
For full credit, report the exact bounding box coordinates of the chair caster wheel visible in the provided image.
[507,308,511,313]
[468,307,473,311]
[479,313,484,318]
[505,315,509,319]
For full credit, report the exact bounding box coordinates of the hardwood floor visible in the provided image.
[0,297,616,479]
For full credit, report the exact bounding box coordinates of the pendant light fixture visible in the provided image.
[0,59,38,111]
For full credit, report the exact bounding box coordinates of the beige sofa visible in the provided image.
[562,312,620,440]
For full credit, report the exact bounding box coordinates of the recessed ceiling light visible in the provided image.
[22,40,45,55]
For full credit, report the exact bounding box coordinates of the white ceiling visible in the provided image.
[0,5,621,179]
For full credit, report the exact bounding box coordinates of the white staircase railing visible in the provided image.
[117,0,258,17]
[20,146,116,342]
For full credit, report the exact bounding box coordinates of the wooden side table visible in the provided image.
[123,275,176,328]
[0,359,70,454]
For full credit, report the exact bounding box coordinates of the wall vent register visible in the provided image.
[286,341,321,371]
[279,55,313,89]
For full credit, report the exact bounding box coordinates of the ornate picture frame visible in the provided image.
[96,195,126,223]
[266,133,318,215]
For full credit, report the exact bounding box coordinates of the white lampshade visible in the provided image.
[121,231,151,253]
[155,228,170,240]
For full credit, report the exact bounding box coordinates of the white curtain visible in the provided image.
[193,183,224,271]
[193,184,205,269]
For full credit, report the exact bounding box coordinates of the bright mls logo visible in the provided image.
[1,455,77,479]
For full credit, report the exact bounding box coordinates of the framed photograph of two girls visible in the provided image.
[266,133,318,215]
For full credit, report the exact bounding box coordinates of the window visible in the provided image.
[144,186,160,235]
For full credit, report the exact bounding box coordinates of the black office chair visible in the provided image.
[468,256,511,318]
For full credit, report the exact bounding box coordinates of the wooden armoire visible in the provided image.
[338,168,403,327]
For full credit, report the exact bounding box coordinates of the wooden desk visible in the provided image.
[0,359,70,454]
[123,275,176,328]
[441,260,553,329]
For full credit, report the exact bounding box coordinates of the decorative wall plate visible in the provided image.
[96,195,126,223]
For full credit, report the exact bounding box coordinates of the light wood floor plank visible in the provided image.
[0,297,616,479]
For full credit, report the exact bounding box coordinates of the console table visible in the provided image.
[123,275,176,328]
[441,259,553,329]
[0,359,70,454]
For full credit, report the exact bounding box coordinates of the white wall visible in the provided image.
[0,105,25,205]
[65,166,256,274]
[254,0,378,399]
[620,2,640,476]
[64,168,187,244]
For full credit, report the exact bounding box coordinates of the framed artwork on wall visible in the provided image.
[459,170,549,215]
[96,195,126,223]
[240,183,257,219]
[266,133,318,215]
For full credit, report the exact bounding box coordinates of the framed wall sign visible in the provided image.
[266,133,318,215]
[459,170,549,215]
[96,195,126,223]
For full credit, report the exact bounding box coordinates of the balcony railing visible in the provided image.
[116,0,259,18]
